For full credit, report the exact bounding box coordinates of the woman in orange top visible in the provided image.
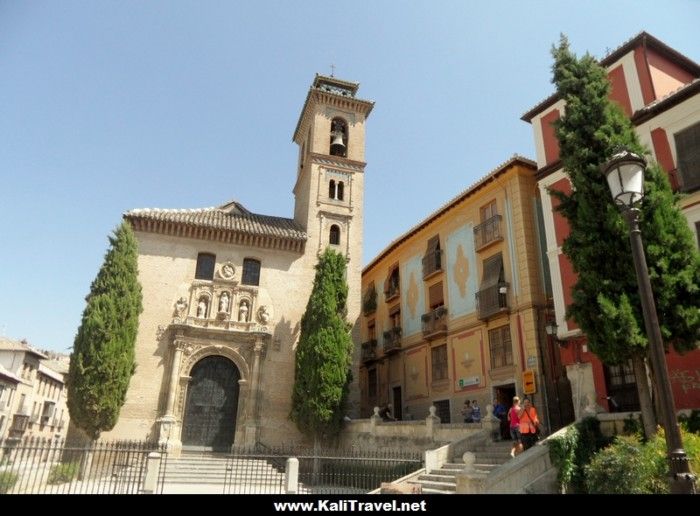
[518,397,540,451]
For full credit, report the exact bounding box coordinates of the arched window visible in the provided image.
[330,225,341,246]
[242,258,261,286]
[329,179,336,199]
[195,253,216,280]
[337,181,344,201]
[329,118,348,157]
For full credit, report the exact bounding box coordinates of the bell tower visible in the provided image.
[293,74,373,249]
[292,74,374,415]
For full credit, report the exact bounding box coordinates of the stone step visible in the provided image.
[417,473,458,483]
[409,479,456,492]
[419,486,456,495]
[476,453,511,464]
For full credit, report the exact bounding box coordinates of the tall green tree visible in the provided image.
[290,248,353,446]
[551,36,700,435]
[67,222,143,440]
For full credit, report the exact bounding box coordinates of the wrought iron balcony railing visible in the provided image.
[476,282,509,320]
[421,306,448,339]
[382,327,402,353]
[361,339,377,362]
[422,249,442,279]
[474,214,503,250]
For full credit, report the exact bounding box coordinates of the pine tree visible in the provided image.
[551,36,700,435]
[67,222,143,440]
[290,248,353,445]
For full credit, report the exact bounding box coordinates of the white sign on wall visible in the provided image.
[457,376,480,389]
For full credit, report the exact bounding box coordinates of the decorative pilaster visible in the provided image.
[243,336,265,446]
[157,337,186,451]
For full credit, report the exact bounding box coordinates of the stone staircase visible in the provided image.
[161,453,287,493]
[408,440,513,494]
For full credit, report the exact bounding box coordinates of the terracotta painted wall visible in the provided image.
[541,109,561,165]
[608,65,633,117]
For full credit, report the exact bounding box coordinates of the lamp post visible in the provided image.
[601,148,696,494]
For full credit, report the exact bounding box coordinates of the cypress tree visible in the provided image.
[290,248,353,444]
[550,36,700,435]
[67,222,143,440]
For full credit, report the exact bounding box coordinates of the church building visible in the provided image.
[104,75,373,452]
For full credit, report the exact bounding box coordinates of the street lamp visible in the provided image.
[601,148,696,494]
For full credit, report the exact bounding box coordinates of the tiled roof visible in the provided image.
[0,337,48,359]
[521,31,700,122]
[125,200,307,242]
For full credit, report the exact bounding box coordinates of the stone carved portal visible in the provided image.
[181,355,240,451]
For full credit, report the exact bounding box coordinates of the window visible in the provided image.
[330,117,348,157]
[328,180,345,201]
[431,344,448,381]
[480,200,498,221]
[675,122,700,192]
[422,235,442,278]
[489,325,513,369]
[368,368,378,399]
[242,258,261,286]
[385,265,400,301]
[195,253,216,280]
[475,200,502,248]
[390,307,401,329]
[428,282,444,309]
[337,181,344,201]
[477,253,508,319]
[367,320,376,340]
[604,360,640,412]
[329,224,341,245]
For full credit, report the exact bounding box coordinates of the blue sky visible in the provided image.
[1,1,698,352]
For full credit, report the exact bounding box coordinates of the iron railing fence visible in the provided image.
[0,437,167,494]
[224,445,423,494]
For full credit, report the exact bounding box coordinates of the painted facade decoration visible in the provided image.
[446,224,477,317]
[401,255,425,337]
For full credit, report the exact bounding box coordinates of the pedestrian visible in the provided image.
[461,399,473,423]
[493,397,508,440]
[379,403,395,421]
[518,398,541,451]
[471,400,482,423]
[508,396,522,457]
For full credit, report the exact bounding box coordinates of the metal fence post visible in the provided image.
[141,452,162,494]
[285,457,299,494]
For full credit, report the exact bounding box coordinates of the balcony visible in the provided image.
[384,283,400,303]
[476,282,509,320]
[10,414,29,435]
[383,327,402,354]
[362,290,377,316]
[421,306,448,339]
[361,339,377,362]
[474,215,503,250]
[422,250,443,279]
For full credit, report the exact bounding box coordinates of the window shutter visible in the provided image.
[480,253,504,289]
[676,122,700,192]
[428,282,444,308]
[426,235,440,253]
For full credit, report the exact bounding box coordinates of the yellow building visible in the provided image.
[359,156,559,425]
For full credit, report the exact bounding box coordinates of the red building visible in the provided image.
[522,32,700,417]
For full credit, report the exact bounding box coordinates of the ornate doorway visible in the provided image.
[182,355,240,451]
